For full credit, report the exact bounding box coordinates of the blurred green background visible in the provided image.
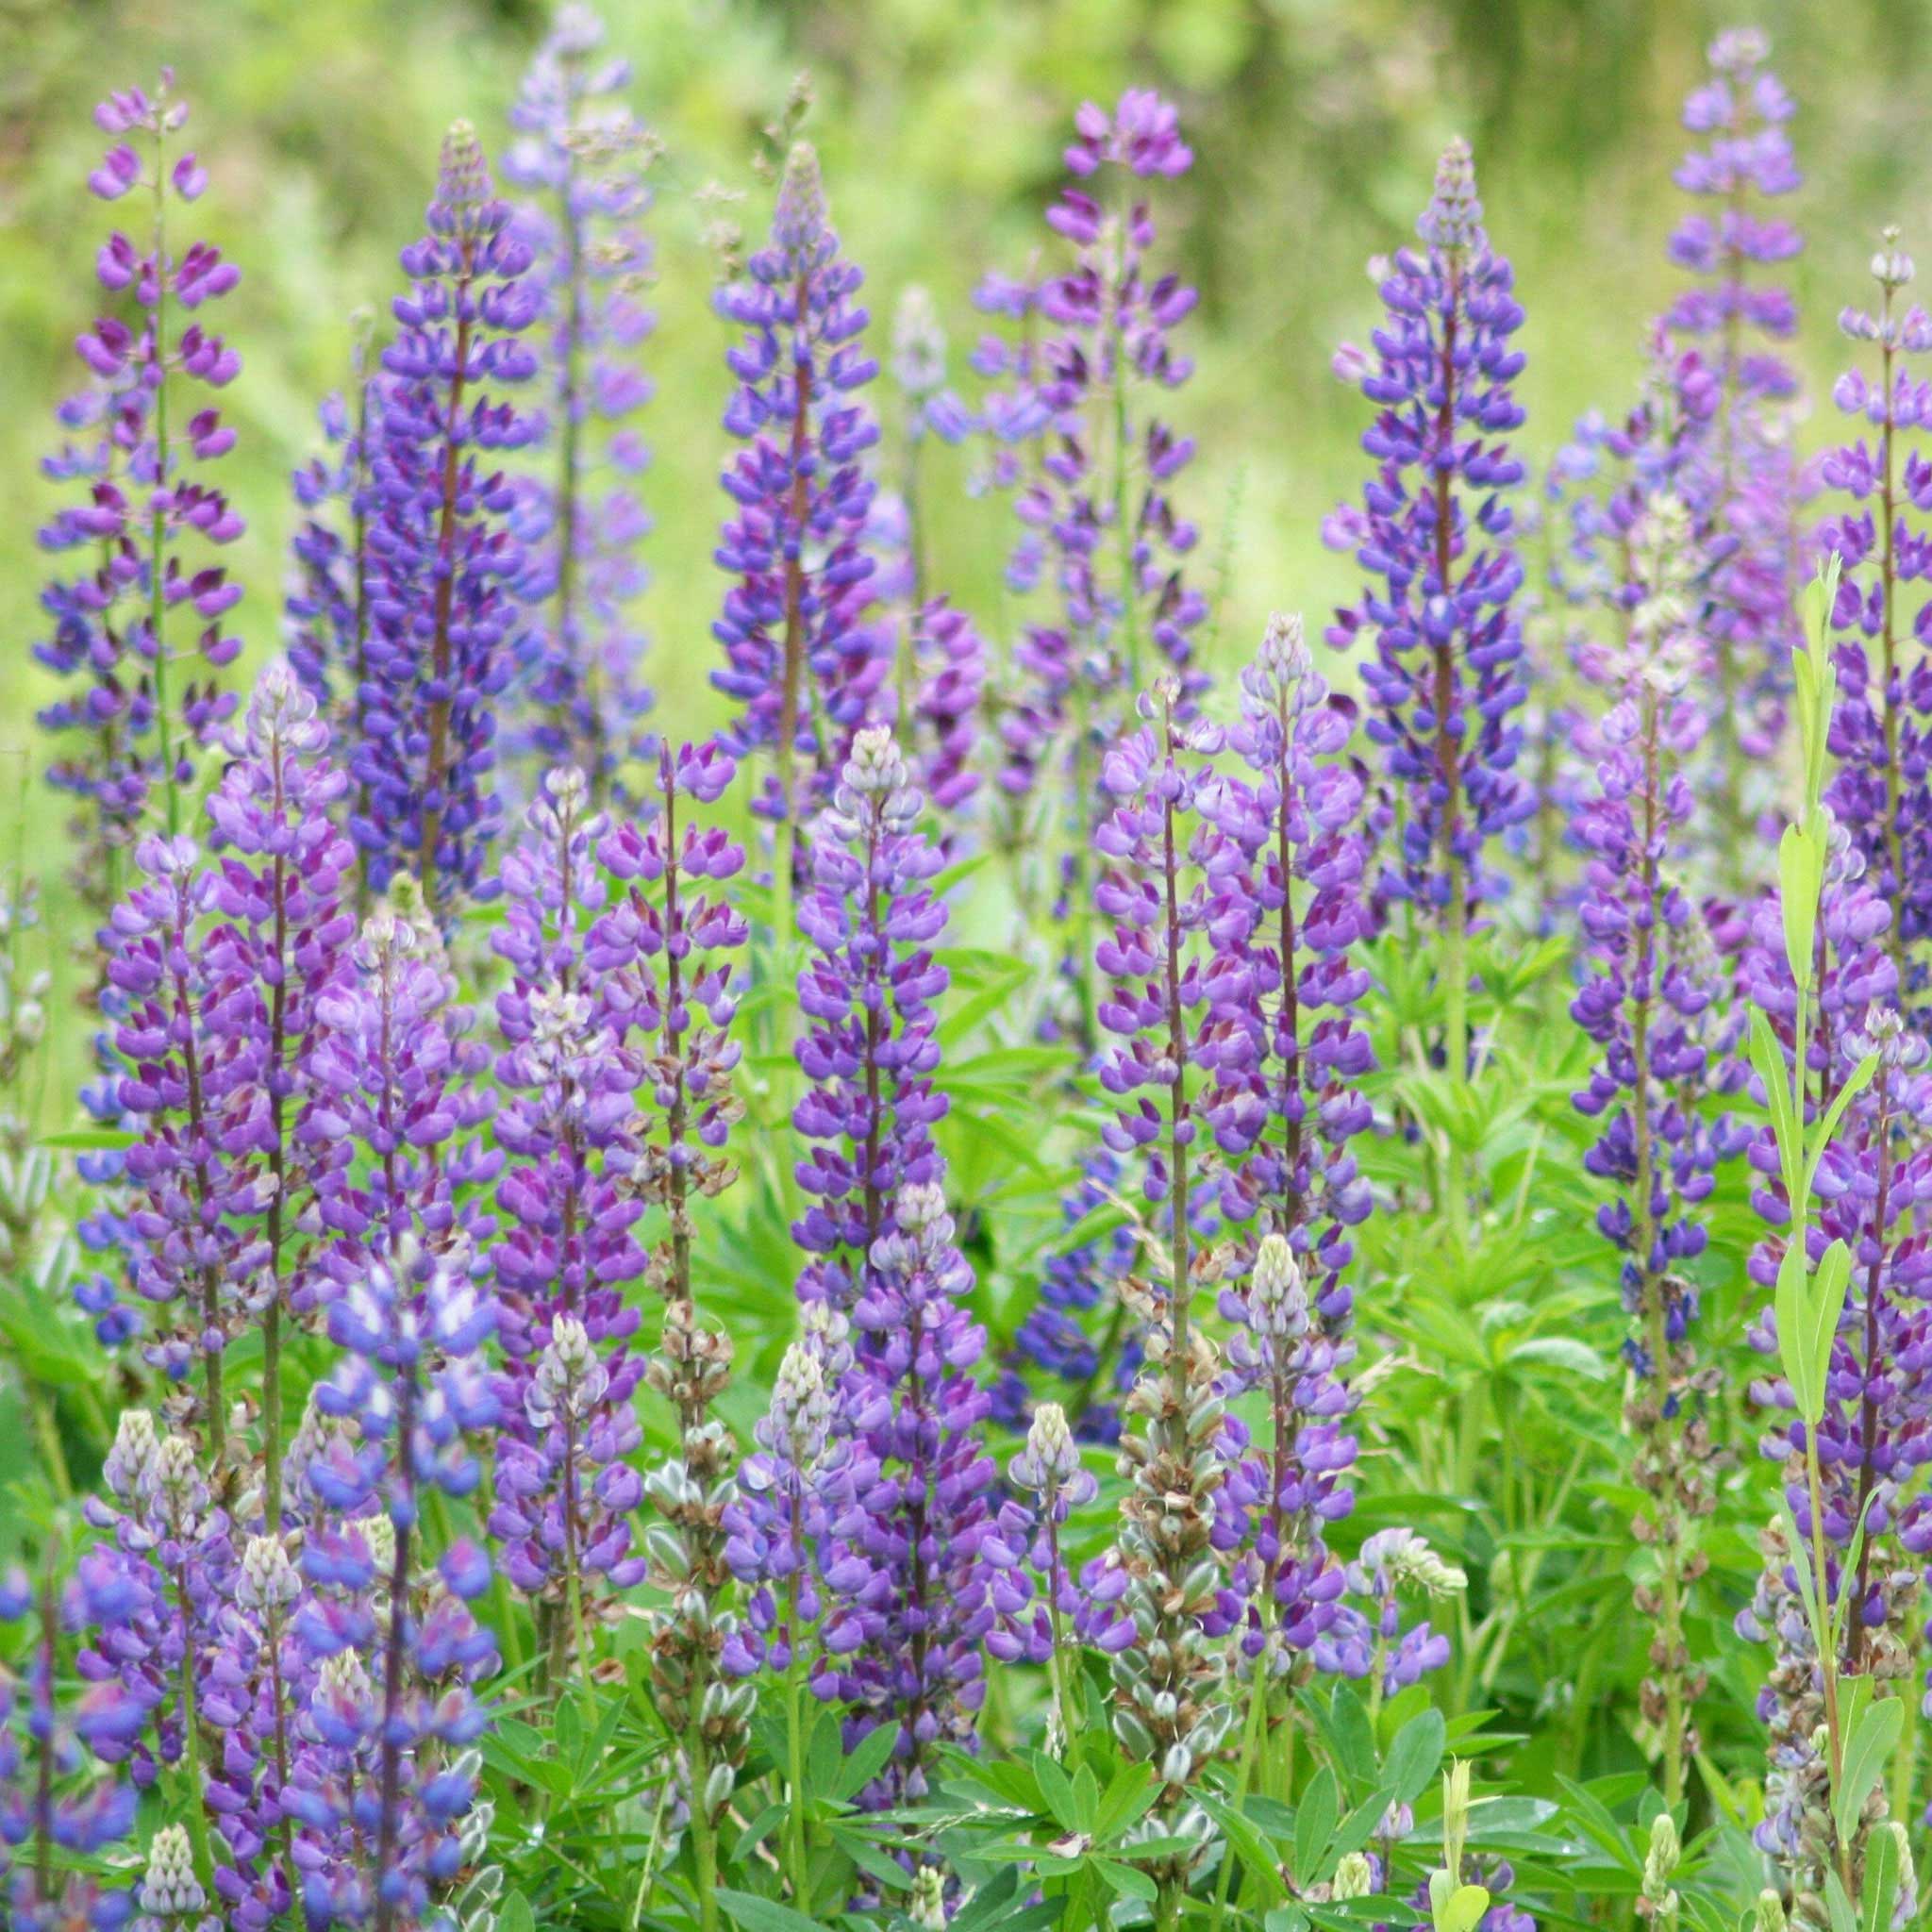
[1,0,1927,1040]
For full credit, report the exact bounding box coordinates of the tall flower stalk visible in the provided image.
[1086,681,1233,1925]
[791,726,947,1312]
[505,4,659,796]
[204,664,357,1528]
[1737,564,1915,1928]
[1324,137,1531,1075]
[1569,500,1730,1807]
[359,122,541,920]
[1821,230,1932,996]
[976,92,1205,1037]
[592,742,750,1924]
[487,769,649,1681]
[38,73,243,883]
[710,141,883,854]
[1665,28,1807,836]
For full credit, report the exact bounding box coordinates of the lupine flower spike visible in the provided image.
[358,121,541,919]
[711,142,883,831]
[1569,500,1733,1803]
[1325,136,1531,1073]
[505,5,660,796]
[38,72,242,888]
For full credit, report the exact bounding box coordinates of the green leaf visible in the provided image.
[1805,1053,1879,1199]
[1092,1759,1157,1843]
[715,1889,824,1932]
[833,1722,901,1804]
[1806,1241,1856,1429]
[1034,1751,1079,1833]
[1858,1820,1900,1932]
[1293,1766,1340,1890]
[1504,1337,1607,1380]
[946,1868,1021,1932]
[1199,1794,1289,1907]
[1825,1871,1858,1932]
[1433,1885,1492,1932]
[1093,1858,1158,1902]
[37,1126,136,1151]
[496,1893,536,1932]
[1383,1708,1447,1808]
[1775,1241,1818,1424]
[1779,824,1821,993]
[1833,1693,1905,1845]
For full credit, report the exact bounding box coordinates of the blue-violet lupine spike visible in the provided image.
[711,141,885,824]
[0,1567,141,1932]
[817,1181,1033,1808]
[978,91,1208,812]
[286,336,383,876]
[302,906,501,1309]
[1822,230,1932,995]
[1666,29,1808,823]
[107,835,275,1451]
[791,725,948,1311]
[203,660,359,1525]
[299,1241,499,1932]
[503,6,659,798]
[590,739,749,1301]
[1324,136,1532,928]
[40,72,244,859]
[358,120,541,923]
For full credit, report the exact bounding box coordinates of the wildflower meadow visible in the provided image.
[8,8,1932,1931]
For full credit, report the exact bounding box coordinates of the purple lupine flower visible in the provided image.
[1206,615,1375,1285]
[1311,1528,1461,1696]
[302,906,501,1307]
[791,725,948,1310]
[487,768,650,1645]
[590,740,749,1299]
[0,1570,140,1932]
[979,91,1208,809]
[723,1331,841,1679]
[76,1418,235,1852]
[358,121,541,921]
[483,775,650,1636]
[1092,680,1231,1337]
[1665,29,1808,837]
[197,1531,307,1930]
[640,1296,753,1845]
[1213,1234,1355,1680]
[1571,501,1736,1333]
[1001,1400,1096,1746]
[203,662,358,1525]
[1734,1517,1836,1913]
[504,5,658,795]
[814,1182,1030,1806]
[1737,830,1932,1872]
[1821,231,1932,981]
[1665,28,1802,407]
[491,1313,647,1614]
[1324,137,1531,936]
[711,141,885,824]
[489,767,645,1372]
[293,1243,499,1932]
[286,342,383,898]
[134,1824,214,1932]
[107,835,274,1451]
[1079,682,1238,1887]
[36,72,243,858]
[558,741,752,1822]
[1567,500,1736,1798]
